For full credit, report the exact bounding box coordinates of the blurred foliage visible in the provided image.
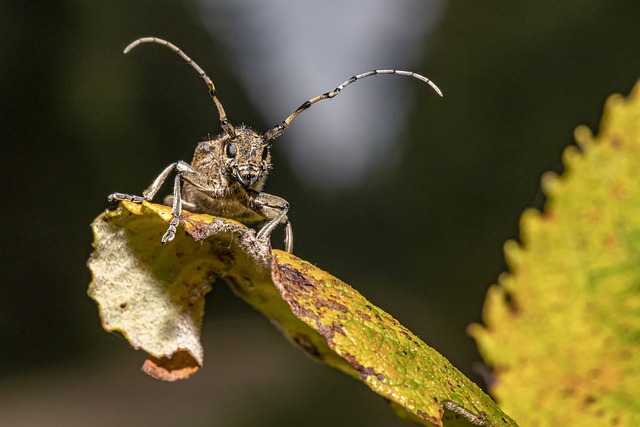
[470,82,640,425]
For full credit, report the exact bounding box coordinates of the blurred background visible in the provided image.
[2,1,640,425]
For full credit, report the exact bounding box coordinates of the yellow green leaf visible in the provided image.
[271,251,516,426]
[469,81,640,425]
[88,201,515,425]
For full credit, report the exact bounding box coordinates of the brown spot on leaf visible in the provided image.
[318,321,346,341]
[278,263,316,290]
[342,353,385,382]
[314,297,348,313]
[289,299,320,324]
[502,290,520,315]
[400,329,412,341]
[276,263,349,321]
[332,321,346,336]
[417,409,442,426]
[610,136,623,149]
[316,322,338,345]
[583,394,597,407]
[356,309,372,321]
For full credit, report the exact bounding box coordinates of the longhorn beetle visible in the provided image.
[109,37,442,252]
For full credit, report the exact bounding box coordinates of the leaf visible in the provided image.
[88,201,339,381]
[88,201,515,426]
[469,81,640,425]
[271,251,516,426]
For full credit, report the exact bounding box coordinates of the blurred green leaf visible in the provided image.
[88,201,515,426]
[469,81,640,425]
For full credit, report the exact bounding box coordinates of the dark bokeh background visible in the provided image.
[2,1,639,426]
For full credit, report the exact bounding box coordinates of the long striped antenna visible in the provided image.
[124,37,236,139]
[263,69,443,141]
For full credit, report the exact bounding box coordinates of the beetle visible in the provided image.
[109,37,442,252]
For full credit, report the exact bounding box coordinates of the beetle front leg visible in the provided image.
[160,161,199,244]
[108,161,197,244]
[161,173,183,244]
[283,221,293,254]
[253,192,293,252]
[108,162,179,203]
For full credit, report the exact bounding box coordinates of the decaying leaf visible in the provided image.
[469,81,640,425]
[271,251,515,426]
[88,201,335,380]
[88,201,515,425]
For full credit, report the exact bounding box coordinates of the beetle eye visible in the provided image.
[261,147,269,160]
[226,143,237,158]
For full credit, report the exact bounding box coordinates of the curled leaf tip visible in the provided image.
[142,350,202,381]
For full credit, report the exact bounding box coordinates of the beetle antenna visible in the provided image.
[263,69,442,141]
[124,37,236,138]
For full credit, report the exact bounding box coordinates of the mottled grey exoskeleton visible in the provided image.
[109,37,442,252]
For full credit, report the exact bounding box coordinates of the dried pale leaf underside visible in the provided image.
[88,201,515,426]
